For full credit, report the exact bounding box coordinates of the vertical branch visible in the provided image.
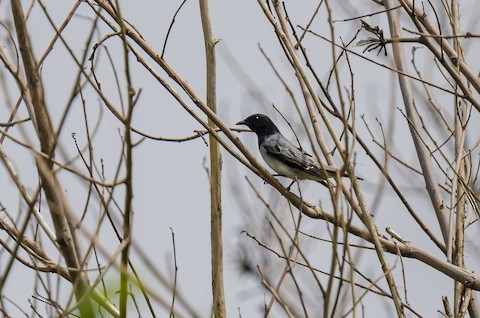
[450,0,467,314]
[10,1,53,154]
[112,0,135,317]
[323,186,341,318]
[169,228,178,318]
[383,0,450,243]
[453,136,467,312]
[199,1,225,317]
[9,0,95,316]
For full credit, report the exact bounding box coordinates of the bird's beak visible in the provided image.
[236,120,247,126]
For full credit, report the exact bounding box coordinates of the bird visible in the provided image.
[237,114,358,187]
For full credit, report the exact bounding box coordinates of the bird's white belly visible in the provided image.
[260,147,297,178]
[259,145,323,181]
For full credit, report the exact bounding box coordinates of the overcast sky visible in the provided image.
[1,1,480,317]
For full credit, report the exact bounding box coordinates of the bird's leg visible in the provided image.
[286,180,295,191]
[264,174,295,191]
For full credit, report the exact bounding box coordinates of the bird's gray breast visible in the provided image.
[259,134,298,178]
[260,145,297,178]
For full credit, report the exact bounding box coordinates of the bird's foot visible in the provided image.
[286,180,295,191]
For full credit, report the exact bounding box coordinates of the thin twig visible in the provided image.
[161,0,188,59]
[169,228,178,318]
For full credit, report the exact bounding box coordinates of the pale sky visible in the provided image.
[1,0,480,317]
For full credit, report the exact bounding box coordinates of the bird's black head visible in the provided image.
[237,114,280,142]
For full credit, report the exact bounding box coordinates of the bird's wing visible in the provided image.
[263,135,339,179]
